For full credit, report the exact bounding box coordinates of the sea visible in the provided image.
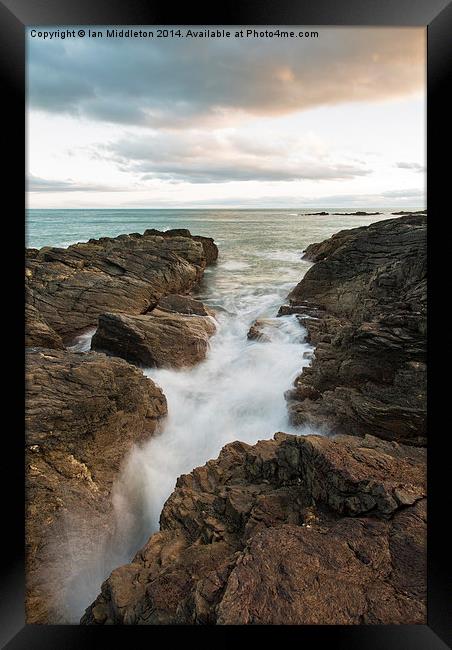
[26,208,414,620]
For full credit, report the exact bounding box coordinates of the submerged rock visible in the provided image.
[82,432,426,625]
[247,319,272,342]
[25,349,167,624]
[26,229,218,345]
[91,308,216,368]
[284,214,427,445]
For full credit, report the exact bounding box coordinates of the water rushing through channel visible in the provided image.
[27,209,403,620]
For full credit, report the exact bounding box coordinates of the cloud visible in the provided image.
[27,28,425,127]
[102,130,371,183]
[395,161,425,172]
[27,174,124,192]
[380,188,424,198]
[188,190,425,208]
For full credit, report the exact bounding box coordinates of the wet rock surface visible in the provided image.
[91,308,216,368]
[26,229,217,345]
[82,432,426,625]
[25,349,167,623]
[284,215,427,445]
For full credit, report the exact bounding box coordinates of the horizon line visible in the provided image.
[26,205,426,211]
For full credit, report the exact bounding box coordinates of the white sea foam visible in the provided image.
[220,260,251,271]
[253,249,303,263]
[67,328,97,352]
[110,306,313,559]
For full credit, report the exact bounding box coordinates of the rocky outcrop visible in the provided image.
[25,348,167,624]
[332,211,381,215]
[142,229,219,266]
[91,307,216,368]
[392,210,427,215]
[282,215,427,445]
[26,229,218,345]
[82,432,426,625]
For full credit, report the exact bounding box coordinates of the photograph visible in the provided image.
[22,21,429,629]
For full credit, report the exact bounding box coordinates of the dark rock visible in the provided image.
[392,210,427,215]
[26,229,217,343]
[143,229,219,265]
[82,432,425,625]
[332,211,381,216]
[156,294,213,317]
[25,348,167,623]
[91,309,216,368]
[193,236,219,265]
[286,215,427,445]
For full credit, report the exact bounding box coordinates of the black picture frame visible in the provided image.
[2,0,451,646]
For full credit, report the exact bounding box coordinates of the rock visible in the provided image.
[247,317,300,343]
[303,211,330,216]
[332,211,381,216]
[392,210,427,215]
[247,319,272,342]
[82,432,426,625]
[143,229,219,265]
[286,215,427,445]
[193,236,219,266]
[156,294,213,317]
[25,303,64,349]
[26,229,218,343]
[25,348,167,623]
[91,309,216,368]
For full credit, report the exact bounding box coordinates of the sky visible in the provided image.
[26,26,426,209]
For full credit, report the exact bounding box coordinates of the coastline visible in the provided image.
[25,212,427,625]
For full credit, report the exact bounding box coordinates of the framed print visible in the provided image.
[1,0,451,646]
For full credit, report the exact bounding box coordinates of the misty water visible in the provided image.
[27,209,403,621]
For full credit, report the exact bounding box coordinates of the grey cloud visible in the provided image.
[27,28,425,127]
[27,174,123,192]
[395,161,425,172]
[102,132,371,183]
[97,191,425,209]
[381,188,424,198]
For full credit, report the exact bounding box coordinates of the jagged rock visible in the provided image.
[82,432,425,625]
[156,294,214,317]
[91,308,216,368]
[286,215,427,445]
[26,229,218,344]
[25,348,167,624]
[142,229,219,266]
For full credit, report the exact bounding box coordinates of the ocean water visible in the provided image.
[27,208,406,620]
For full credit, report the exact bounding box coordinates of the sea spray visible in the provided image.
[110,304,314,560]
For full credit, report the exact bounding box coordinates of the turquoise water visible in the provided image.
[26,208,404,250]
[27,208,403,308]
